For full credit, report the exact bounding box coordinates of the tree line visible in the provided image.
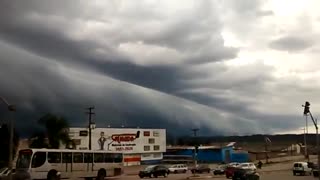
[0,113,71,168]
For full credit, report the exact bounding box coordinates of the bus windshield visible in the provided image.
[16,150,32,168]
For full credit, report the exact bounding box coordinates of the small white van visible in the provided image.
[293,162,312,176]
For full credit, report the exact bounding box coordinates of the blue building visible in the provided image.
[165,146,249,163]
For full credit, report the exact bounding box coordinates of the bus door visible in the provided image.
[84,153,94,173]
[72,153,86,172]
[62,152,72,174]
[47,152,64,174]
[93,153,104,172]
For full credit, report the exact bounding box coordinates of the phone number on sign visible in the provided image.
[115,147,133,151]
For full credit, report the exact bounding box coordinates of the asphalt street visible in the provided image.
[106,171,316,180]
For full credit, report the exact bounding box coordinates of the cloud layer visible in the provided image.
[1,0,320,137]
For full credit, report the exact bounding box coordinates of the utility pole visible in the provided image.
[0,97,16,180]
[305,114,309,161]
[191,128,199,171]
[86,106,95,150]
[303,127,307,158]
[302,101,320,180]
[191,128,199,137]
[264,137,271,164]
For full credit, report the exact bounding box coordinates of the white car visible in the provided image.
[227,162,240,167]
[168,164,188,173]
[293,162,312,176]
[238,163,257,171]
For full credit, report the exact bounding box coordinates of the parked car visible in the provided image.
[232,168,260,180]
[168,164,188,173]
[138,165,169,178]
[190,164,211,174]
[0,167,15,180]
[226,166,237,179]
[238,163,257,171]
[213,165,227,175]
[292,162,312,176]
[312,163,319,177]
[228,162,241,167]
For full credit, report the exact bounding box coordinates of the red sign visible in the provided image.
[111,133,137,143]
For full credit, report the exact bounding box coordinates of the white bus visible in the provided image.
[14,148,123,180]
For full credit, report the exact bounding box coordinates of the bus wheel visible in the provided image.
[96,169,106,180]
[47,170,60,180]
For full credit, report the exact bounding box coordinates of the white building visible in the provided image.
[66,127,166,166]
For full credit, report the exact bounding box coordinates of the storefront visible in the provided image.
[66,127,166,166]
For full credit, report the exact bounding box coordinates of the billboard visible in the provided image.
[68,128,166,154]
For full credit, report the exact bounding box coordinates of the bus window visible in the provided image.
[73,153,83,163]
[94,153,104,163]
[62,152,72,163]
[31,152,46,168]
[48,152,61,164]
[84,153,93,163]
[114,153,123,163]
[104,153,114,163]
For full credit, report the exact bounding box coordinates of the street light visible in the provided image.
[302,101,320,180]
[0,97,16,180]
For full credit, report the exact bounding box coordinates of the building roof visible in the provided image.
[166,145,232,150]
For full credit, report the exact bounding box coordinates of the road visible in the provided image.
[107,171,316,180]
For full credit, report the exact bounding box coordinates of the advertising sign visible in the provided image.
[88,128,166,153]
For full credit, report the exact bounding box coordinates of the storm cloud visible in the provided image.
[1,0,320,137]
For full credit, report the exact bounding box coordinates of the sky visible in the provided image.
[1,0,320,137]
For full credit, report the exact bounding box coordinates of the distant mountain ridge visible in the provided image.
[168,134,318,147]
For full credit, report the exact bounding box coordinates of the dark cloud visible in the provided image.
[0,0,311,137]
[269,36,314,52]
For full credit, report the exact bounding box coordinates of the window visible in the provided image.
[48,152,61,163]
[72,139,81,145]
[114,153,123,163]
[31,152,46,168]
[79,130,88,136]
[62,152,72,163]
[84,153,93,163]
[142,154,151,158]
[153,131,159,137]
[144,146,150,151]
[104,153,114,163]
[73,153,83,163]
[94,153,104,163]
[148,138,155,144]
[153,153,161,158]
[144,131,150,136]
[153,145,160,151]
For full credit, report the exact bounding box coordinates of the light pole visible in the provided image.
[0,97,16,180]
[303,101,320,180]
[191,128,199,171]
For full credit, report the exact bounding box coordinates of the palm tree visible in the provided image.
[38,113,70,149]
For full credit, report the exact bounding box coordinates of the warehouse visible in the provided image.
[65,127,166,166]
[164,145,249,163]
